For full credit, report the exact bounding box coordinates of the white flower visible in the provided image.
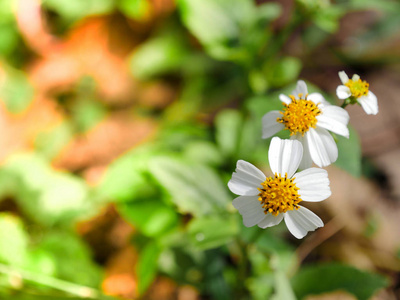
[262,80,349,169]
[228,137,331,239]
[336,71,378,115]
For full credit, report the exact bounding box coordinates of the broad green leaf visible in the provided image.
[28,231,102,287]
[335,126,361,177]
[271,270,296,300]
[187,215,238,250]
[2,153,92,226]
[129,30,189,79]
[263,57,302,88]
[96,147,158,203]
[118,198,178,237]
[291,263,388,300]
[118,0,150,20]
[149,156,230,216]
[43,0,115,21]
[0,214,29,267]
[136,242,161,294]
[183,141,223,166]
[0,23,19,56]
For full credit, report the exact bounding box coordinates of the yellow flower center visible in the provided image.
[258,173,301,216]
[277,95,321,136]
[345,78,369,98]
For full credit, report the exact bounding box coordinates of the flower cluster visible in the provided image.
[228,73,378,238]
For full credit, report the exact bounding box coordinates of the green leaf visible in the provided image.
[118,198,178,237]
[96,146,158,203]
[291,263,389,300]
[187,215,238,250]
[118,0,150,20]
[0,64,34,114]
[136,242,161,294]
[183,141,223,166]
[215,110,243,158]
[1,153,92,226]
[263,57,302,88]
[43,0,115,21]
[272,270,296,300]
[0,214,29,267]
[149,156,230,217]
[129,30,189,79]
[335,126,361,177]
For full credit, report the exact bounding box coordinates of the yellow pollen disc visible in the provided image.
[345,78,369,98]
[258,173,301,216]
[277,95,321,136]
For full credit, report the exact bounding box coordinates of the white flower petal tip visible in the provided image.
[262,111,285,139]
[284,207,324,239]
[269,137,303,178]
[317,106,350,138]
[294,168,331,202]
[338,71,349,84]
[306,127,338,167]
[359,91,379,115]
[293,80,308,97]
[336,85,351,99]
[279,94,292,105]
[228,160,266,196]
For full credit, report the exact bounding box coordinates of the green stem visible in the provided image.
[341,101,348,109]
[0,263,100,298]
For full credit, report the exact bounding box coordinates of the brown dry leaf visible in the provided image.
[53,112,157,171]
[305,290,357,300]
[102,245,138,300]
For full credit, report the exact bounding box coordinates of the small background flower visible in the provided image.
[336,71,379,115]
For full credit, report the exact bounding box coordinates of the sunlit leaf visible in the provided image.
[187,215,238,250]
[118,198,178,237]
[0,213,29,267]
[136,241,161,294]
[291,263,388,300]
[149,156,230,216]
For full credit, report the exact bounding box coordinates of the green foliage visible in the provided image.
[0,64,34,114]
[0,154,93,226]
[149,156,230,217]
[0,214,29,267]
[291,263,389,300]
[334,126,362,177]
[136,241,162,294]
[118,0,150,20]
[129,29,190,79]
[187,215,238,250]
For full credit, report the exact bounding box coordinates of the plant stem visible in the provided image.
[0,263,100,298]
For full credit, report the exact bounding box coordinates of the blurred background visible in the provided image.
[0,0,399,299]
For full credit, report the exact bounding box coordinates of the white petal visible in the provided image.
[257,213,284,229]
[279,94,292,105]
[352,74,360,81]
[307,93,330,106]
[293,168,331,202]
[284,206,324,239]
[306,128,338,167]
[291,134,312,170]
[338,71,349,84]
[228,160,265,196]
[233,195,265,227]
[358,91,378,115]
[336,85,351,99]
[268,137,303,178]
[292,80,308,98]
[317,106,349,138]
[262,111,285,139]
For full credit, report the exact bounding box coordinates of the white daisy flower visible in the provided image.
[228,137,331,239]
[336,71,378,115]
[262,80,349,169]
